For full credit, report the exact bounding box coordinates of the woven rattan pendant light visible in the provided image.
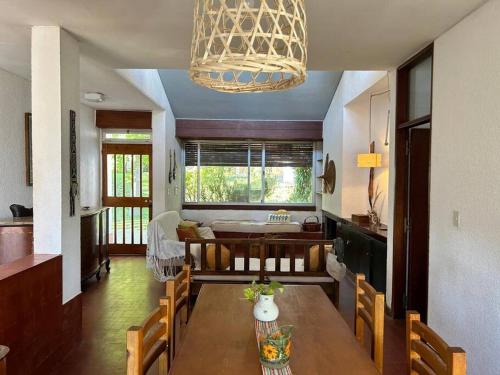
[190,0,307,93]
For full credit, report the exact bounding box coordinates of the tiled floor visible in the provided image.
[51,256,406,374]
[50,257,164,375]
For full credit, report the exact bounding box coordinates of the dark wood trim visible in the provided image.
[24,113,32,186]
[392,43,434,319]
[322,211,387,243]
[101,143,152,154]
[397,114,432,130]
[398,44,434,71]
[176,119,323,141]
[108,244,146,255]
[96,110,152,129]
[182,204,317,211]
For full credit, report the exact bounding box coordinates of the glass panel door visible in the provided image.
[102,143,152,254]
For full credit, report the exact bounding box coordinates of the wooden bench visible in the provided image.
[184,238,339,306]
[0,345,9,375]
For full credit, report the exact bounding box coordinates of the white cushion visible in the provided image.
[231,257,305,272]
[197,226,216,239]
[210,220,302,233]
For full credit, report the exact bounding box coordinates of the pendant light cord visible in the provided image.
[368,72,391,150]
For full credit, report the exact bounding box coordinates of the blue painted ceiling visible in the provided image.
[158,70,342,121]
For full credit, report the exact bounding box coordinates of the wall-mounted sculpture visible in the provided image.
[69,110,78,216]
[319,153,336,194]
[173,149,177,180]
[168,150,173,184]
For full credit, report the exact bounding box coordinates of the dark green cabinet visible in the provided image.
[323,211,387,293]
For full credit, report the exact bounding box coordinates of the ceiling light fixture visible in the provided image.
[84,92,105,103]
[189,0,308,93]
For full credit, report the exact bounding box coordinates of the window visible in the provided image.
[183,141,314,205]
[102,129,151,143]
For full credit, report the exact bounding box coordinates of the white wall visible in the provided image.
[0,68,32,219]
[322,70,398,305]
[79,104,100,207]
[117,69,182,217]
[429,2,500,373]
[322,71,390,222]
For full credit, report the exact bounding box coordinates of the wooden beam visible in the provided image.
[176,119,323,141]
[96,110,152,129]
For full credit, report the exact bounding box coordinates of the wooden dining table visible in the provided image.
[169,284,379,374]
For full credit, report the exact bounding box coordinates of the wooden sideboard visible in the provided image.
[0,208,110,288]
[323,211,387,293]
[81,207,110,288]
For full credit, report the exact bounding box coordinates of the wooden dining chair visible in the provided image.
[406,311,466,375]
[355,273,385,373]
[0,345,9,375]
[127,297,170,375]
[166,264,191,360]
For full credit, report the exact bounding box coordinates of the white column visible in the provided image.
[31,26,81,303]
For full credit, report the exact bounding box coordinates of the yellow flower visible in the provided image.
[262,344,278,360]
[284,341,291,357]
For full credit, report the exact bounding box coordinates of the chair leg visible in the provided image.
[158,350,168,374]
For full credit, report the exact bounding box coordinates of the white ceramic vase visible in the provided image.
[253,293,279,322]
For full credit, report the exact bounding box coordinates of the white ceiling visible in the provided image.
[0,0,488,116]
[0,0,488,77]
[80,56,159,111]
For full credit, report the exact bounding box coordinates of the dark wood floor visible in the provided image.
[50,256,405,374]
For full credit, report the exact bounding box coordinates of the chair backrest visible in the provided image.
[406,311,466,375]
[9,204,33,218]
[0,345,9,375]
[153,211,182,241]
[127,297,170,375]
[355,273,385,373]
[166,264,191,359]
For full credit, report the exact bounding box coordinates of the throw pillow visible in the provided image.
[309,244,334,271]
[176,227,199,241]
[196,226,216,239]
[206,243,231,270]
[179,220,201,229]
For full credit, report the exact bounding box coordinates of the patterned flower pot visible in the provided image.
[253,293,279,322]
[258,325,293,369]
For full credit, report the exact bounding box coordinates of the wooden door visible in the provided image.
[406,127,430,321]
[102,143,152,255]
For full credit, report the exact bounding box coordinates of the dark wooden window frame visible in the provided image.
[392,43,434,319]
[182,140,318,210]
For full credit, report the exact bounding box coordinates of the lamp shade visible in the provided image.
[357,153,382,168]
[190,0,307,93]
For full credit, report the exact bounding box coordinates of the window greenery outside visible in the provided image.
[183,141,314,205]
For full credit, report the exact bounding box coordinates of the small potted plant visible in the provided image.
[243,280,284,322]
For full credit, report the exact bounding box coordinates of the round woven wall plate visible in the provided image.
[190,0,308,93]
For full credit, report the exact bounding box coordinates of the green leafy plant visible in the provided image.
[243,280,285,302]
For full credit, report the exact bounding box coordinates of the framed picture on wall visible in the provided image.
[25,112,32,186]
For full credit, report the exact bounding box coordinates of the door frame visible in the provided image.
[392,43,433,319]
[102,143,153,255]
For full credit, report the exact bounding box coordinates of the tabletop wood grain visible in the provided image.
[169,284,379,375]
